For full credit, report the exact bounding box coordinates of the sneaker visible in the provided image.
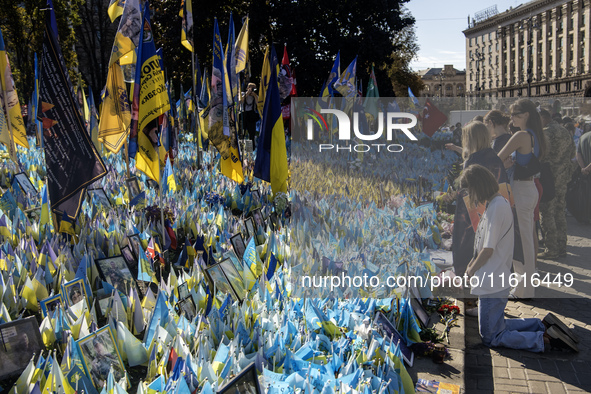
[538,250,559,259]
[465,307,478,317]
[544,313,579,343]
[546,325,578,352]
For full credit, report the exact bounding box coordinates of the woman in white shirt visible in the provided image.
[460,164,577,353]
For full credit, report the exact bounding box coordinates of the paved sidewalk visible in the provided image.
[464,216,591,394]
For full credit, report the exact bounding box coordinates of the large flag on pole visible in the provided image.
[234,16,249,74]
[179,0,193,52]
[109,0,140,67]
[254,45,288,195]
[108,0,126,22]
[38,1,107,220]
[334,56,357,97]
[209,18,243,183]
[134,2,170,183]
[0,27,28,153]
[321,51,340,98]
[225,14,238,102]
[98,60,131,153]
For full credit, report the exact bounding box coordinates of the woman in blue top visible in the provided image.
[498,99,548,299]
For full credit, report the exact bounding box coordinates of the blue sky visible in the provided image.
[406,0,525,71]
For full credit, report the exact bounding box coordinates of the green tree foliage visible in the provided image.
[0,0,83,102]
[149,0,419,98]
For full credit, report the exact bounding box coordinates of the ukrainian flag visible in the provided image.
[253,45,288,195]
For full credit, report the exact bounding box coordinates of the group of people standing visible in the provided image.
[444,99,580,353]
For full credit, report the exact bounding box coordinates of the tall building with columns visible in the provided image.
[463,0,591,98]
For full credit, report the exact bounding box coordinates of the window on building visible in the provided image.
[489,57,492,65]
[496,43,499,51]
[559,21,563,32]
[489,45,492,53]
[470,84,472,91]
[457,85,463,91]
[549,40,553,50]
[496,55,499,64]
[469,50,472,58]
[559,37,563,48]
[571,17,574,29]
[470,73,473,81]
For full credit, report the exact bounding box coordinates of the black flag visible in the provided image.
[38,1,107,220]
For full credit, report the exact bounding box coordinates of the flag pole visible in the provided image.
[157,136,165,265]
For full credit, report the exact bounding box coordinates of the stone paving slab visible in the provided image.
[463,216,591,393]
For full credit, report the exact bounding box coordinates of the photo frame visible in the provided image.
[12,172,38,197]
[230,233,246,261]
[40,294,63,318]
[125,176,141,199]
[222,250,244,281]
[217,361,262,394]
[373,311,414,367]
[410,297,431,328]
[127,233,143,261]
[77,326,127,389]
[95,256,136,293]
[176,297,197,321]
[62,278,90,308]
[120,245,138,278]
[205,262,239,301]
[244,217,256,240]
[251,189,261,205]
[88,188,112,208]
[219,258,245,301]
[178,282,189,300]
[251,208,264,231]
[0,317,44,380]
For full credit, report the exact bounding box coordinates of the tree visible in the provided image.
[0,0,83,102]
[148,0,418,98]
[75,0,118,100]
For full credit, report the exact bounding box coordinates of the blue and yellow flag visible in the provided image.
[98,61,131,153]
[210,18,243,183]
[179,0,193,52]
[162,156,176,195]
[108,0,126,22]
[254,45,288,195]
[321,51,340,98]
[234,17,249,74]
[109,0,140,66]
[135,3,170,183]
[334,56,357,97]
[225,13,238,101]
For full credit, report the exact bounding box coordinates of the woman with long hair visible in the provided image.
[449,122,510,280]
[498,99,548,299]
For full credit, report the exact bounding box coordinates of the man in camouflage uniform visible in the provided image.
[538,109,576,259]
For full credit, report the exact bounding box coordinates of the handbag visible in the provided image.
[514,133,541,180]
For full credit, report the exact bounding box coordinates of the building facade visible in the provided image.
[417,65,466,97]
[463,0,591,98]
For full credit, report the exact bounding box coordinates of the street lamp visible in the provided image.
[470,49,485,99]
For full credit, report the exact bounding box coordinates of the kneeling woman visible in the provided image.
[459,164,577,352]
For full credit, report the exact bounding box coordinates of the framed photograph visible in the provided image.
[373,311,414,367]
[410,297,431,328]
[120,245,138,278]
[219,258,245,301]
[205,262,238,301]
[251,189,261,205]
[217,361,261,394]
[62,278,90,308]
[222,250,244,281]
[127,234,142,260]
[126,176,141,199]
[178,281,189,300]
[95,256,136,293]
[177,297,196,321]
[12,172,37,197]
[245,217,256,240]
[40,294,63,318]
[270,212,279,231]
[0,317,44,380]
[230,233,246,261]
[77,326,126,389]
[88,188,112,208]
[251,208,264,230]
